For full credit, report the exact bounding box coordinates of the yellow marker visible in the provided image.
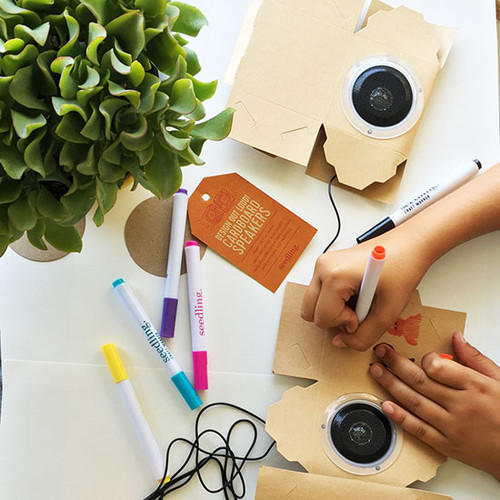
[102,343,170,484]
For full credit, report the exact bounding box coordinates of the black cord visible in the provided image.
[144,402,276,500]
[322,174,342,253]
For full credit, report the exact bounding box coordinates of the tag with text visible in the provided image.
[188,173,316,292]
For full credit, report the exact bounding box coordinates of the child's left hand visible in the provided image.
[369,331,500,480]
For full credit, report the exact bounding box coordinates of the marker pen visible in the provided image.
[160,188,188,338]
[185,241,208,391]
[356,160,481,244]
[355,246,386,323]
[101,343,169,484]
[112,278,202,410]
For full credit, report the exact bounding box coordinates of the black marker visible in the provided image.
[356,159,482,244]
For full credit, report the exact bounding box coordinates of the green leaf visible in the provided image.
[11,109,47,139]
[86,22,107,65]
[79,0,120,25]
[14,22,50,46]
[79,66,100,89]
[135,0,166,18]
[184,46,201,76]
[36,51,58,96]
[0,176,23,203]
[8,194,37,231]
[160,126,189,151]
[59,142,89,169]
[27,219,47,251]
[0,205,10,234]
[146,30,185,73]
[99,98,128,139]
[0,145,27,179]
[24,128,47,176]
[108,81,140,108]
[97,157,126,182]
[95,177,118,215]
[37,188,66,221]
[191,107,234,140]
[76,145,98,175]
[101,138,122,165]
[119,114,152,151]
[2,43,38,75]
[169,78,196,114]
[137,72,161,113]
[0,236,10,257]
[81,103,103,141]
[60,183,95,225]
[57,10,80,57]
[188,75,217,101]
[143,142,182,199]
[44,219,82,252]
[106,11,145,60]
[55,113,90,144]
[9,65,49,112]
[52,97,88,121]
[170,2,208,37]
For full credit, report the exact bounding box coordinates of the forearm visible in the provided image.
[392,162,500,267]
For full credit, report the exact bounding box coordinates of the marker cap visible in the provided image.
[171,371,203,410]
[192,351,208,391]
[160,297,178,338]
[101,343,128,383]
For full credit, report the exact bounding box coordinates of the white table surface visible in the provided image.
[0,1,499,498]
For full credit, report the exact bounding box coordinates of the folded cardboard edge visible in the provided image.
[255,467,453,499]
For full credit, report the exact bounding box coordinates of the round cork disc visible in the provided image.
[124,196,206,277]
[10,218,86,262]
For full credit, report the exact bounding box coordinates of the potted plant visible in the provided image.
[0,0,234,256]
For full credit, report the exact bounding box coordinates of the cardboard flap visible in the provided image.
[255,467,453,499]
[323,126,407,190]
[268,282,466,486]
[305,127,406,204]
[229,89,323,167]
[360,7,456,68]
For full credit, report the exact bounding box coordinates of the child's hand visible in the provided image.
[369,331,500,480]
[301,233,431,351]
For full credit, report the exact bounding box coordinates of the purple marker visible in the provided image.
[160,188,188,338]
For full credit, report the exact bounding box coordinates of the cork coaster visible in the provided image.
[10,219,86,262]
[124,196,206,277]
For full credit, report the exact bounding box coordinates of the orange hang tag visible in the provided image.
[188,173,317,292]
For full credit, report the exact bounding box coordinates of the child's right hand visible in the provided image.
[300,232,432,351]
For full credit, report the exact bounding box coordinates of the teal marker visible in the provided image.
[112,278,202,410]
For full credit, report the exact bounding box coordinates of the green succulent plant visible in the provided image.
[0,0,234,256]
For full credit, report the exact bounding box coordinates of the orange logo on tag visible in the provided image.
[188,173,316,292]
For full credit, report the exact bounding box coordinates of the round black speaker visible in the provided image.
[329,402,393,464]
[320,394,402,475]
[341,56,424,139]
[351,65,413,128]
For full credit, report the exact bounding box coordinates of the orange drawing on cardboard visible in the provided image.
[388,314,422,346]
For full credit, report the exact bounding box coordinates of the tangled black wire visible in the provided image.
[322,174,342,253]
[143,402,276,500]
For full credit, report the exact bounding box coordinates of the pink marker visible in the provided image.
[185,241,208,390]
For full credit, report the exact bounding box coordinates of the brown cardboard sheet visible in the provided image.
[265,282,466,486]
[227,0,456,202]
[255,466,453,499]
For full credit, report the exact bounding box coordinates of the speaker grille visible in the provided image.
[329,402,393,464]
[351,65,413,127]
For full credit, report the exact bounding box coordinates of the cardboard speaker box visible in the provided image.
[226,0,456,203]
[255,282,466,498]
